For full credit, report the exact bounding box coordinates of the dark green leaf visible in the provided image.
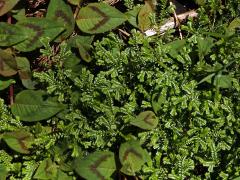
[46,0,75,42]
[69,35,94,62]
[14,18,64,52]
[11,90,66,121]
[125,6,141,28]
[33,158,57,179]
[0,0,20,16]
[74,151,116,180]
[2,131,33,154]
[0,49,18,77]
[165,39,186,59]
[197,37,214,60]
[130,111,158,130]
[16,57,36,89]
[76,3,127,34]
[0,22,27,46]
[151,88,167,113]
[119,140,150,176]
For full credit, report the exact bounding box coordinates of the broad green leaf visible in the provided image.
[0,22,27,46]
[2,131,33,154]
[119,140,150,176]
[125,6,141,28]
[12,8,26,21]
[68,35,94,62]
[228,18,240,32]
[0,0,20,16]
[46,0,75,42]
[0,49,18,77]
[67,0,81,6]
[11,90,66,121]
[138,1,155,31]
[74,151,116,180]
[151,88,167,113]
[197,37,214,60]
[130,111,158,130]
[14,18,64,52]
[55,170,71,180]
[0,78,15,90]
[165,39,186,59]
[76,3,127,34]
[33,158,57,179]
[198,73,215,85]
[0,164,7,180]
[16,57,36,89]
[214,74,232,88]
[233,177,240,180]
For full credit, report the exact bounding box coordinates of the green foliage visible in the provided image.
[11,90,66,121]
[0,0,239,179]
[76,3,127,34]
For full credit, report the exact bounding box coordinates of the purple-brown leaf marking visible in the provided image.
[18,70,31,80]
[0,57,3,71]
[143,112,154,126]
[90,154,111,180]
[88,6,110,31]
[123,148,142,161]
[18,135,30,153]
[24,23,43,48]
[0,0,5,10]
[55,10,72,25]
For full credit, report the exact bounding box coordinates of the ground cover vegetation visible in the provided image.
[0,0,239,179]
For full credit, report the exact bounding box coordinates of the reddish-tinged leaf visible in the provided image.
[0,49,17,77]
[130,111,158,130]
[76,3,127,34]
[14,18,64,52]
[0,22,28,46]
[74,151,116,180]
[138,0,155,31]
[2,131,33,154]
[46,0,75,42]
[119,140,150,176]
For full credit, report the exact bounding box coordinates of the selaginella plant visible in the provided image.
[0,0,240,179]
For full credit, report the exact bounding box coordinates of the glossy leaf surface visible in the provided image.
[2,131,33,154]
[74,151,116,180]
[11,90,66,121]
[76,3,127,34]
[46,0,75,41]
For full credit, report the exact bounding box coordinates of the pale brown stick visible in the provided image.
[144,10,198,36]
